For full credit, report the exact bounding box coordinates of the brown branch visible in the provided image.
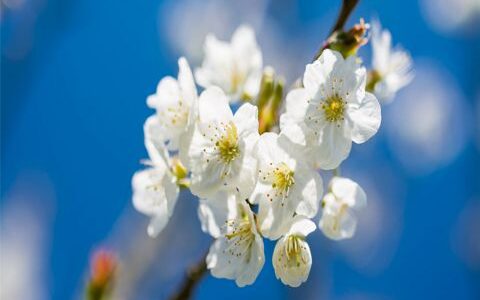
[168,250,208,300]
[313,0,360,61]
[330,0,360,34]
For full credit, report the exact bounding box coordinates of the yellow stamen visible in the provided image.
[322,95,345,122]
[216,122,240,163]
[272,163,295,192]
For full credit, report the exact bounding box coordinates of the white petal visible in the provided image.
[198,86,233,124]
[132,168,166,215]
[319,209,357,240]
[371,19,392,74]
[178,122,195,169]
[132,168,179,238]
[177,57,197,103]
[330,176,367,208]
[374,79,393,102]
[233,103,259,139]
[255,132,288,165]
[198,191,238,238]
[257,196,296,240]
[195,34,234,93]
[144,115,169,167]
[147,213,169,238]
[235,234,265,287]
[231,25,262,75]
[287,216,317,237]
[283,88,310,123]
[147,76,179,109]
[279,117,309,146]
[294,167,323,218]
[232,151,258,199]
[189,161,225,199]
[206,233,265,287]
[303,50,342,98]
[346,92,381,144]
[178,89,199,169]
[207,238,240,280]
[243,71,262,99]
[314,124,352,170]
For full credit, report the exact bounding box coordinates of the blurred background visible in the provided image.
[1,0,479,299]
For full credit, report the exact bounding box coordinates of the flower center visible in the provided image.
[230,67,245,94]
[332,203,349,231]
[162,100,189,127]
[272,163,295,192]
[224,219,251,241]
[322,95,345,122]
[285,235,307,267]
[215,122,240,164]
[223,206,254,262]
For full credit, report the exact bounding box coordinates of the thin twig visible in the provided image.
[330,0,360,34]
[313,0,360,61]
[168,250,208,300]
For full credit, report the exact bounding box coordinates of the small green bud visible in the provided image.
[257,67,276,109]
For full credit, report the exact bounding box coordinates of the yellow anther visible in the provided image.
[322,95,345,122]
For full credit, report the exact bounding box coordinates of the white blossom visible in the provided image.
[188,86,259,198]
[280,49,381,170]
[206,198,265,287]
[195,25,263,103]
[370,20,413,102]
[319,176,367,240]
[251,132,323,240]
[131,119,180,237]
[147,57,198,151]
[273,216,315,287]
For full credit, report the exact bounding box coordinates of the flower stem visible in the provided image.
[168,250,208,300]
[333,167,341,177]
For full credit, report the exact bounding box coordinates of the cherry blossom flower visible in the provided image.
[205,197,265,287]
[131,119,180,237]
[280,49,382,170]
[251,132,323,240]
[188,86,259,198]
[369,20,413,102]
[272,216,315,287]
[195,25,263,103]
[147,57,198,150]
[319,176,367,240]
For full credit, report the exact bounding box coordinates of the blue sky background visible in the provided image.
[1,0,479,299]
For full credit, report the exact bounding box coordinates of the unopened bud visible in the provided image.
[258,78,284,134]
[256,67,276,109]
[86,249,117,300]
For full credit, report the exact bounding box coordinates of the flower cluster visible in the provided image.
[132,22,412,287]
